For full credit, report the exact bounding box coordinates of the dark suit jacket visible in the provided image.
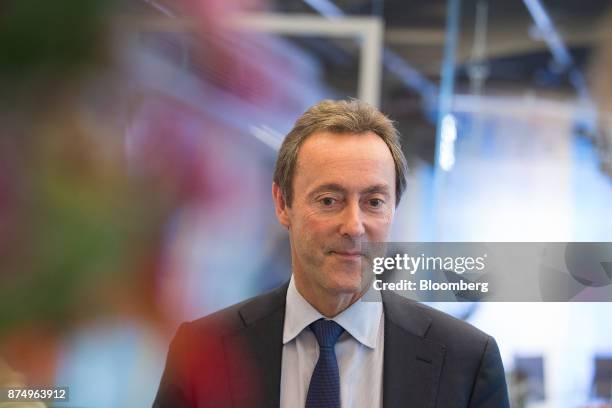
[153,283,509,408]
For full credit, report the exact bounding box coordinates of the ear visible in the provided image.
[272,182,290,229]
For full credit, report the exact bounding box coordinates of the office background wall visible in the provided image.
[0,0,611,407]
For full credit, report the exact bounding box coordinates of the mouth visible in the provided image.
[330,251,364,260]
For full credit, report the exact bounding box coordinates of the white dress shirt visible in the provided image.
[280,276,384,408]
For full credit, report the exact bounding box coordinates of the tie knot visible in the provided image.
[309,319,344,348]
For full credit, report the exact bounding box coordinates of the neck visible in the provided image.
[292,274,364,318]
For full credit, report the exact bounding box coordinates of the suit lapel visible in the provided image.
[227,283,289,408]
[382,292,446,408]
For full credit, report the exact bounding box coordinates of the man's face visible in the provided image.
[273,131,396,298]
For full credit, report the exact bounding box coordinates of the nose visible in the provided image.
[338,200,365,238]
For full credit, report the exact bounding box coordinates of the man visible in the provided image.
[154,100,510,408]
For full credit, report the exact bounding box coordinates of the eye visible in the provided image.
[368,198,385,208]
[321,197,336,207]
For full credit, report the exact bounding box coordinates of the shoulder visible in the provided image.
[176,282,289,341]
[383,291,493,353]
[383,292,507,399]
[155,284,289,407]
[417,301,489,343]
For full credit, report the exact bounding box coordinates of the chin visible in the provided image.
[326,268,364,294]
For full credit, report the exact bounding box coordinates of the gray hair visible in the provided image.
[273,99,408,207]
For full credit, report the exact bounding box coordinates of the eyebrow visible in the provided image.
[308,183,391,198]
[360,184,391,196]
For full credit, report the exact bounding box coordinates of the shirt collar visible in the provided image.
[283,275,382,349]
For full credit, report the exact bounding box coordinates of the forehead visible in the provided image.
[294,131,395,191]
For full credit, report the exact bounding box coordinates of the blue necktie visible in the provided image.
[306,319,344,408]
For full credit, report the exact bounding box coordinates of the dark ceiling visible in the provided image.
[135,0,612,164]
[267,0,612,164]
[271,0,612,81]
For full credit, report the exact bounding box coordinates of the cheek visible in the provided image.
[367,213,394,239]
[295,219,337,260]
[290,211,321,242]
[295,208,333,236]
[298,220,330,249]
